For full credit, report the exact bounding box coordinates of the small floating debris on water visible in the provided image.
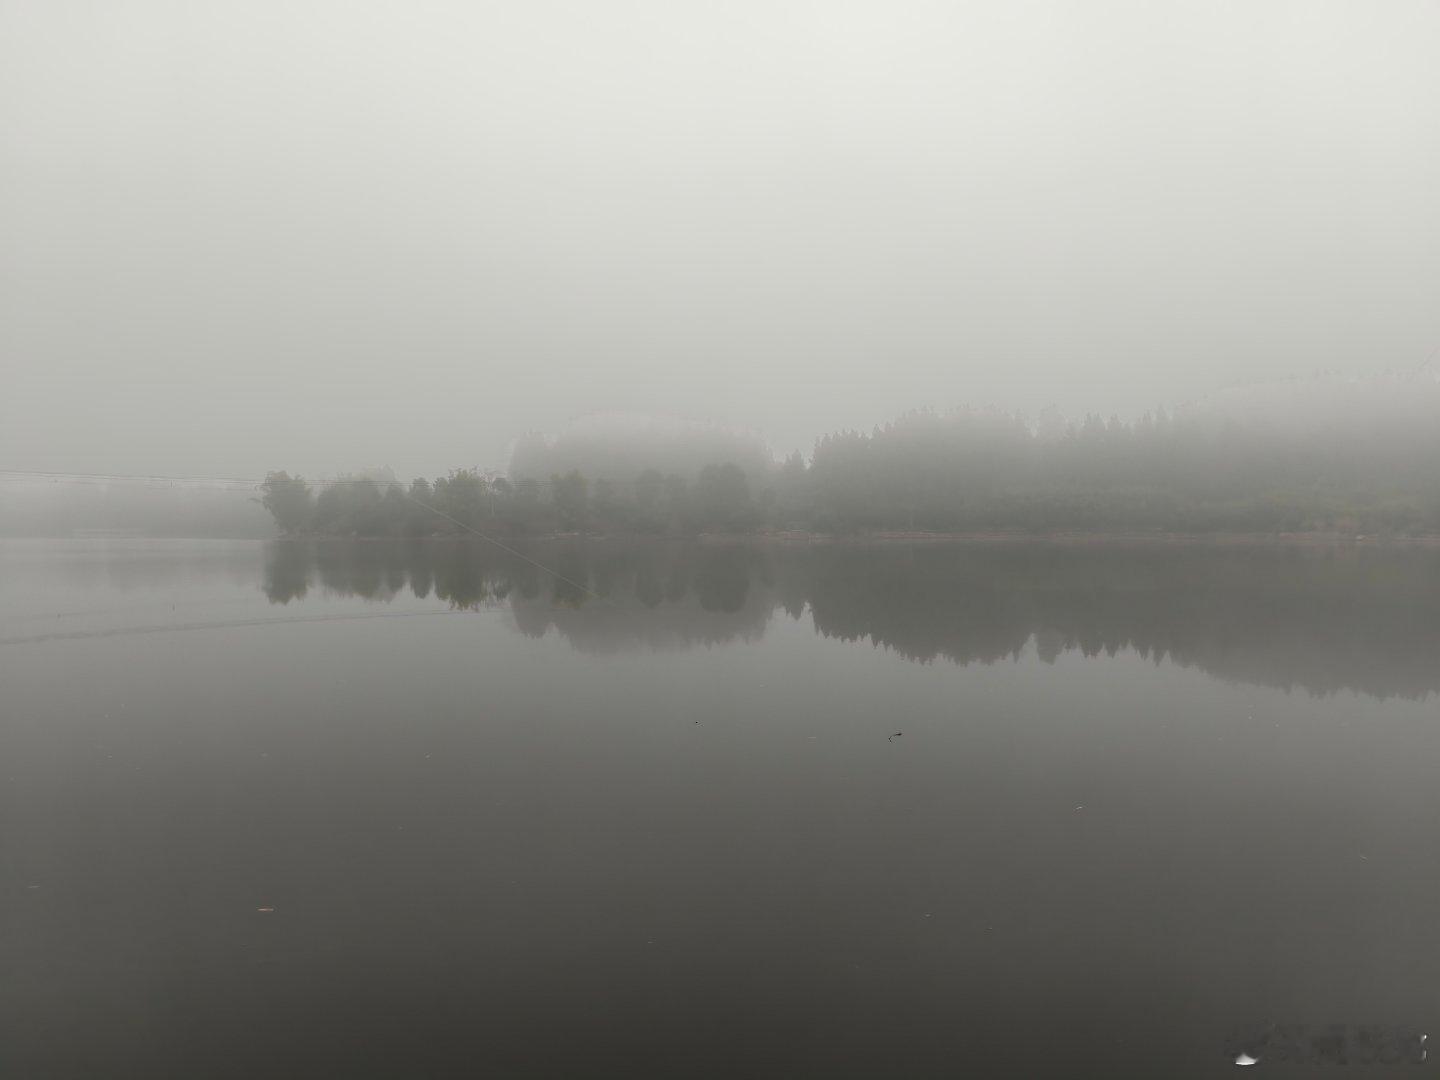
[1074,805,1085,812]
[888,732,903,742]
[1235,1051,1259,1065]
[257,906,276,913]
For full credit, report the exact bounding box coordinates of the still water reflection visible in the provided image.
[3,539,1439,1077]
[257,538,1440,699]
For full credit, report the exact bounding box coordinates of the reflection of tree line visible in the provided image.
[264,540,1440,698]
[789,545,1440,699]
[264,540,778,652]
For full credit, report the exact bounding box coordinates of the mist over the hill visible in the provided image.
[7,372,1440,537]
[3,0,1438,481]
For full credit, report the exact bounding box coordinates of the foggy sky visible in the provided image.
[3,0,1437,480]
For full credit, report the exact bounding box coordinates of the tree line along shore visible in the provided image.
[260,379,1440,539]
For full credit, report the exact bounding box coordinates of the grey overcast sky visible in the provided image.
[2,0,1437,478]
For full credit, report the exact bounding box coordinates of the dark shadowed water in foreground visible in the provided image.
[4,538,1440,1078]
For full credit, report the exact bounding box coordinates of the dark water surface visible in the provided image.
[4,538,1440,1077]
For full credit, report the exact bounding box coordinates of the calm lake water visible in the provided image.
[4,538,1440,1077]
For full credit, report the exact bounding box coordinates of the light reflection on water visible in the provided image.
[2,539,1439,1077]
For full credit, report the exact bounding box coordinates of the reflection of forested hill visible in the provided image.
[263,539,1440,699]
[263,540,776,653]
[506,545,776,653]
[784,545,1440,699]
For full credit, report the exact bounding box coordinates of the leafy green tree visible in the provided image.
[551,470,589,531]
[631,468,667,531]
[437,468,486,526]
[258,471,313,535]
[694,462,752,530]
[649,473,688,532]
[509,478,546,533]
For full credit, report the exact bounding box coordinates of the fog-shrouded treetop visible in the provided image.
[508,414,773,485]
[2,0,1438,480]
